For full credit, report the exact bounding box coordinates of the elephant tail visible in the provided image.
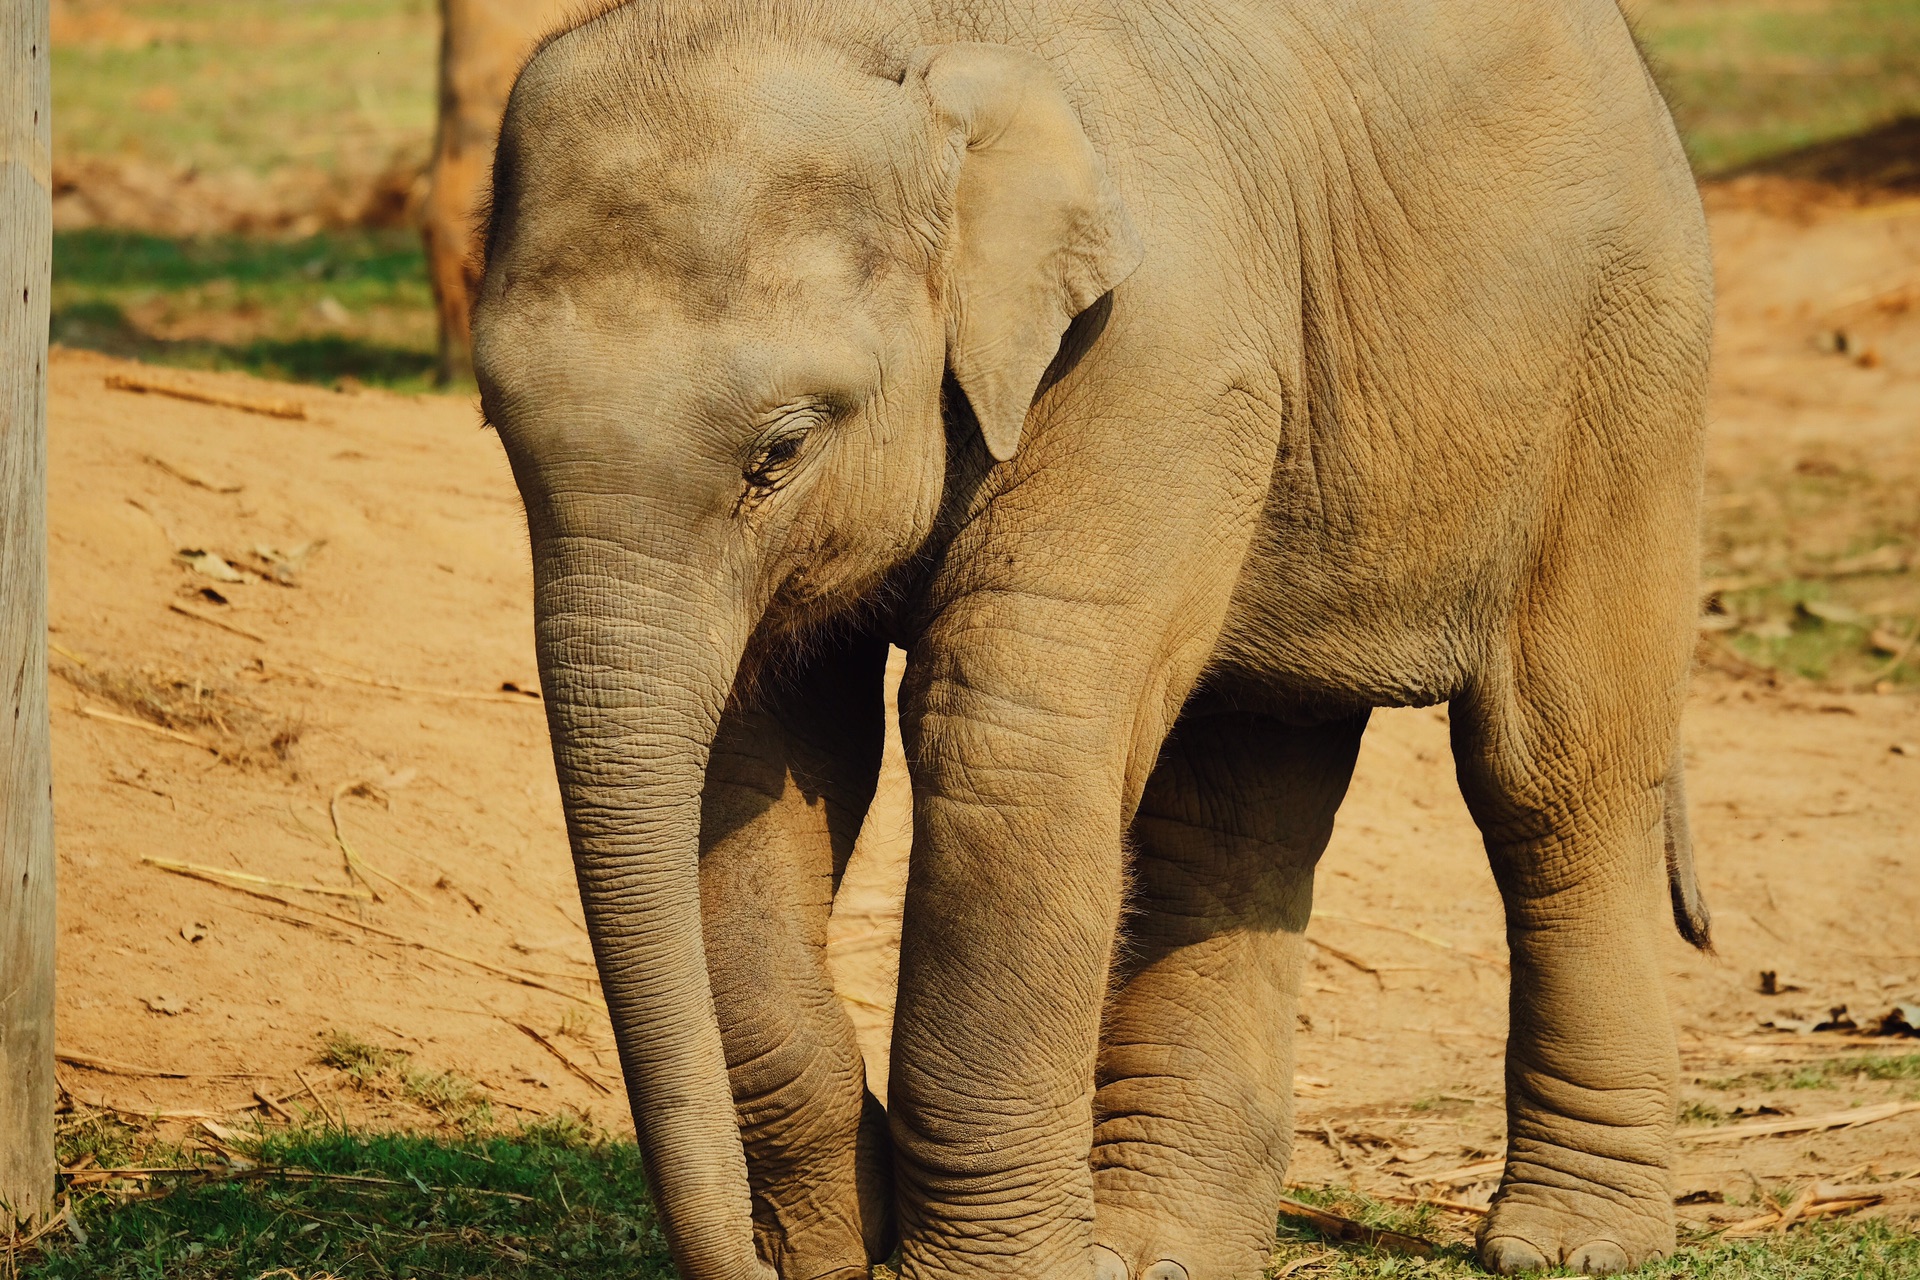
[1663,757,1713,951]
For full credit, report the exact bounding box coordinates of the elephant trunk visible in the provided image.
[531,534,770,1280]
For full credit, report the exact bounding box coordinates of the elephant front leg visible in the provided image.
[701,633,893,1279]
[887,667,1132,1280]
[1094,711,1366,1280]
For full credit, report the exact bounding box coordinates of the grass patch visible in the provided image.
[1702,1054,1920,1093]
[51,0,436,178]
[1267,1185,1920,1278]
[25,1120,671,1280]
[1626,0,1920,175]
[20,1124,1920,1279]
[1680,1099,1729,1126]
[50,228,439,390]
[317,1031,494,1130]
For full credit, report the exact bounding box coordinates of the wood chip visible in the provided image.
[107,370,305,420]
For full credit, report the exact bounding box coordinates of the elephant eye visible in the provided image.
[741,403,827,492]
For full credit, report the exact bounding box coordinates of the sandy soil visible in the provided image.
[43,183,1920,1229]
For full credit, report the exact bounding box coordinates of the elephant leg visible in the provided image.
[1450,608,1692,1273]
[1092,709,1367,1280]
[701,630,893,1279]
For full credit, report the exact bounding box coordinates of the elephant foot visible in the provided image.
[1091,1244,1191,1280]
[1477,1180,1672,1275]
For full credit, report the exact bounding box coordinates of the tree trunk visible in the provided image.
[0,0,55,1233]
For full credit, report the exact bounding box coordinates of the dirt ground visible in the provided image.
[42,181,1920,1232]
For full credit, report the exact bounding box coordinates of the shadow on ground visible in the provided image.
[50,228,441,390]
[1729,114,1920,192]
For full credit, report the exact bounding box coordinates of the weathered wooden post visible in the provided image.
[0,0,56,1234]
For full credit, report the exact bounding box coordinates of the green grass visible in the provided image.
[1627,0,1920,174]
[50,227,439,389]
[1700,1054,1920,1093]
[25,1121,672,1280]
[52,0,436,178]
[21,1141,1918,1280]
[1265,1184,1920,1278]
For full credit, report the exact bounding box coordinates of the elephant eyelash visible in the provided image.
[740,403,830,492]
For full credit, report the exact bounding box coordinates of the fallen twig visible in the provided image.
[1682,1100,1920,1144]
[77,704,212,751]
[1274,1195,1434,1257]
[294,1068,341,1129]
[144,453,243,493]
[279,661,541,704]
[56,1050,264,1080]
[510,1020,613,1095]
[5,1201,74,1252]
[1412,1157,1504,1186]
[1721,1180,1886,1236]
[330,780,431,905]
[106,370,306,420]
[156,870,601,1008]
[1312,911,1509,970]
[1306,935,1383,984]
[144,856,371,900]
[252,1088,295,1121]
[58,1080,216,1123]
[167,601,266,643]
[1371,1190,1488,1216]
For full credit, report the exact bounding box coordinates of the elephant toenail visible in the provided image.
[1566,1241,1632,1276]
[1142,1262,1188,1280]
[1091,1244,1130,1280]
[1480,1236,1550,1275]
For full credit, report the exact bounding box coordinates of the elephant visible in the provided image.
[470,0,1715,1277]
[421,0,575,383]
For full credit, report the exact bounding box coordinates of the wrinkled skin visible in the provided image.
[472,1,1714,1278]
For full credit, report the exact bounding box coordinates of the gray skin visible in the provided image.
[472,1,1713,1277]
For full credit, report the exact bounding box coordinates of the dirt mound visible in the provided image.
[52,152,428,238]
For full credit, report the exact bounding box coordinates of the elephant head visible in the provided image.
[471,16,1140,1280]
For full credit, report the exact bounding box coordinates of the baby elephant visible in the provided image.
[473,0,1713,1277]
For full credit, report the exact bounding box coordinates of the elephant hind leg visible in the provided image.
[1092,708,1368,1280]
[1662,757,1712,951]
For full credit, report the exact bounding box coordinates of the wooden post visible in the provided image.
[0,0,55,1233]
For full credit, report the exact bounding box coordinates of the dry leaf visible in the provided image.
[175,549,247,584]
[142,993,190,1015]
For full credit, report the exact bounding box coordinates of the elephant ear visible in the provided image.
[910,44,1143,463]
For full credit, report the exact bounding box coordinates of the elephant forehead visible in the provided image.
[495,32,932,300]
